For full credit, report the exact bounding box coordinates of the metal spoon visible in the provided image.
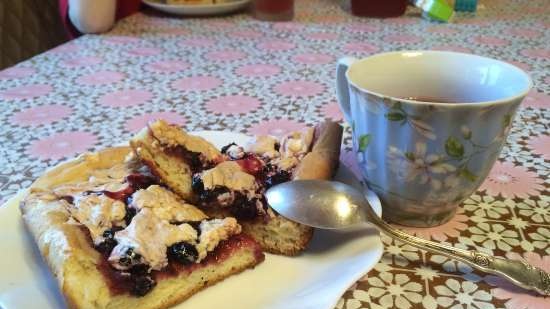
[266,180,550,296]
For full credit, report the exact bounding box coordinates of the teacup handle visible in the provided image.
[336,57,357,124]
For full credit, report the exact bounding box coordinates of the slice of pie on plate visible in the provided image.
[130,120,343,255]
[20,146,264,309]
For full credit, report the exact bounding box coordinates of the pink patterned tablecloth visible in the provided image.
[0,0,548,308]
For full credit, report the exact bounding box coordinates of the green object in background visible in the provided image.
[454,0,478,12]
[411,0,454,22]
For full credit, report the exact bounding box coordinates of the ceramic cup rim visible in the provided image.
[345,50,533,107]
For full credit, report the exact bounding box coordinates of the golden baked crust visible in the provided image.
[244,121,343,255]
[20,147,263,309]
[294,121,343,181]
[130,120,221,201]
[205,207,313,256]
[31,147,132,192]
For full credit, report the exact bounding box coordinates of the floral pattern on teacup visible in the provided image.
[383,102,436,140]
[349,88,523,227]
[387,142,457,190]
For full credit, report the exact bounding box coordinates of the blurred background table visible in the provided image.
[0,0,548,308]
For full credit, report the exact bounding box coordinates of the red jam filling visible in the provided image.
[84,173,156,203]
[97,234,264,296]
[235,156,264,176]
[84,149,268,297]
[102,186,134,202]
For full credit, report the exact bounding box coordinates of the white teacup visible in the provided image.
[336,51,531,227]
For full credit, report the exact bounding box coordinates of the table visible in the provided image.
[0,0,548,308]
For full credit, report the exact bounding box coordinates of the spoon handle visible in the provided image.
[364,206,550,296]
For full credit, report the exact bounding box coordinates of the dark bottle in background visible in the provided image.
[252,0,294,21]
[351,0,408,17]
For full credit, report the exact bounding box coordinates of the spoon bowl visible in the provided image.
[265,180,369,229]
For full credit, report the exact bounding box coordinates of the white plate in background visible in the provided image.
[0,131,383,309]
[142,0,250,16]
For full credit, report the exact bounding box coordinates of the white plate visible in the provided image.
[142,0,250,16]
[0,131,382,309]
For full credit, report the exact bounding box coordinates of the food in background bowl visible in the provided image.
[166,0,229,4]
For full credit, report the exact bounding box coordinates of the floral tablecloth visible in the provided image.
[0,0,548,308]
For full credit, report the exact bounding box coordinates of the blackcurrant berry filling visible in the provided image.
[131,275,156,296]
[230,192,260,220]
[96,226,124,255]
[167,242,199,265]
[126,264,156,297]
[220,142,238,154]
[191,174,205,195]
[164,145,214,173]
[265,170,291,189]
[60,195,74,204]
[118,248,142,268]
[198,186,231,205]
[125,173,157,191]
[186,221,202,237]
[124,206,137,226]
